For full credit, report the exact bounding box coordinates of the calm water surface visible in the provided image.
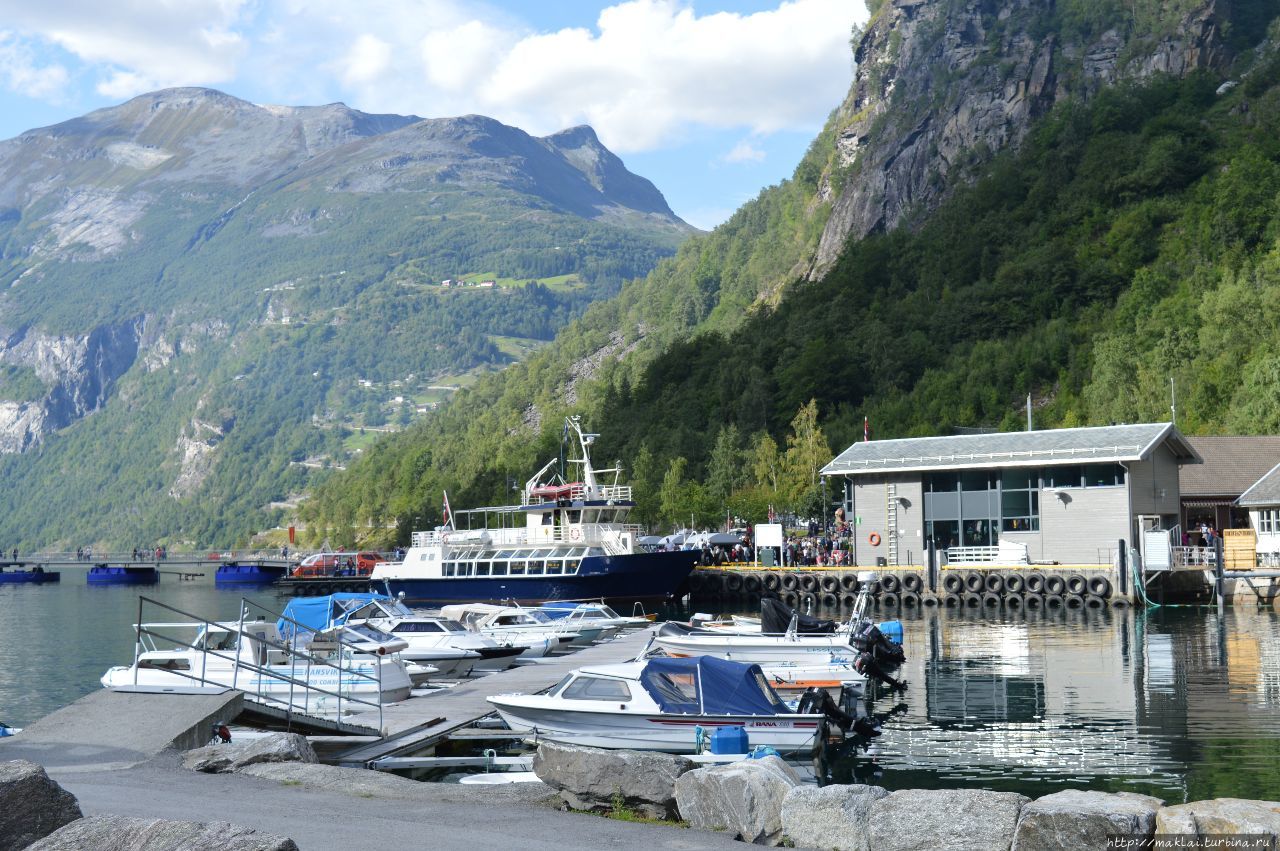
[1,578,1277,802]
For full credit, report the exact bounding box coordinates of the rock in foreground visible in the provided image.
[674,756,800,845]
[182,733,317,774]
[868,788,1028,851]
[1157,798,1280,837]
[1013,790,1164,851]
[27,816,297,851]
[532,741,693,819]
[0,759,83,851]
[782,783,888,851]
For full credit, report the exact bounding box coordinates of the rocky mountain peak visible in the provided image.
[809,0,1247,277]
[543,125,676,217]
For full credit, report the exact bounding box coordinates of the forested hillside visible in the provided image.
[304,0,1280,545]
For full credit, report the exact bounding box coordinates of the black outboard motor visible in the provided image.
[850,620,907,691]
[796,686,855,732]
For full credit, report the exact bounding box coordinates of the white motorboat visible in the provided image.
[654,620,860,664]
[487,656,832,754]
[101,618,413,716]
[440,603,590,655]
[287,593,526,675]
[537,601,655,633]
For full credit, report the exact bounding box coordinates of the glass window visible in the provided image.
[528,561,545,575]
[545,561,563,575]
[509,561,526,575]
[491,562,507,576]
[566,560,580,574]
[926,473,959,493]
[443,563,456,577]
[926,520,959,550]
[546,674,575,697]
[393,622,443,633]
[1045,466,1082,489]
[562,676,633,701]
[961,471,996,492]
[1083,464,1125,487]
[475,562,490,576]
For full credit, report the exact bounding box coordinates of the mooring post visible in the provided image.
[926,538,937,594]
[1118,539,1128,599]
[1215,536,1226,614]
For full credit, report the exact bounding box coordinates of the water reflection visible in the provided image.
[826,604,1280,801]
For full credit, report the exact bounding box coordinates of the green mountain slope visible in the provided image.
[303,0,1280,544]
[0,89,694,547]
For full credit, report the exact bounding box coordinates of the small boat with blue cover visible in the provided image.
[87,565,157,585]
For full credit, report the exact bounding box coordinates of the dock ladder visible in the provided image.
[886,483,899,566]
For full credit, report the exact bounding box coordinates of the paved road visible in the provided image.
[44,755,747,851]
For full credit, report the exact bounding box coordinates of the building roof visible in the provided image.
[1237,460,1280,507]
[1178,436,1280,498]
[822,422,1200,477]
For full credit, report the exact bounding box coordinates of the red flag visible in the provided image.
[442,491,454,529]
[864,416,870,442]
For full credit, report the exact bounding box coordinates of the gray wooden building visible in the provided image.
[821,423,1200,567]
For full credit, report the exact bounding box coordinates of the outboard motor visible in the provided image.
[796,686,855,732]
[851,620,907,691]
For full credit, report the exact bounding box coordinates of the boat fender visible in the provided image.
[868,532,881,547]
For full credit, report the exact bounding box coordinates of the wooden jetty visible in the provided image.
[333,628,656,768]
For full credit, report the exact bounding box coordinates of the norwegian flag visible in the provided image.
[864,416,870,443]
[442,491,454,530]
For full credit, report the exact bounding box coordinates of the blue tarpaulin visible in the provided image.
[639,656,790,716]
[277,593,389,638]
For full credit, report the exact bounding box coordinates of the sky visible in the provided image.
[0,0,867,229]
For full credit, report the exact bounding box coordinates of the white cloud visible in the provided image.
[0,0,864,152]
[0,0,249,97]
[724,139,765,164]
[0,32,69,100]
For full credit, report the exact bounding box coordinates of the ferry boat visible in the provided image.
[371,417,699,605]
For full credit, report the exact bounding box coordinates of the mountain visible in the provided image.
[303,0,1280,545]
[0,88,694,547]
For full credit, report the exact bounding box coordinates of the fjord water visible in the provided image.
[3,579,1278,803]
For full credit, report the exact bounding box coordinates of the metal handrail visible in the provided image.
[130,596,386,729]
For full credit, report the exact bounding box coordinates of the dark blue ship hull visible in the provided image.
[0,570,59,584]
[384,549,699,605]
[215,563,287,585]
[87,566,158,585]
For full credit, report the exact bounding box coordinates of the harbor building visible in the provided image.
[821,422,1200,568]
[1237,461,1280,566]
[1178,436,1280,536]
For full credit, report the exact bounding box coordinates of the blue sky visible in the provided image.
[0,1,866,229]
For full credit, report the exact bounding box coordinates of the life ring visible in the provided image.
[869,532,881,547]
[569,527,582,542]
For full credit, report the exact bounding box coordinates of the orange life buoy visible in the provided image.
[869,532,881,547]
[569,526,582,541]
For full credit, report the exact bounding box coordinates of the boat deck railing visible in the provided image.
[129,595,385,730]
[413,522,641,551]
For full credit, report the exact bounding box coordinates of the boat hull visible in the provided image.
[87,566,158,585]
[488,699,822,754]
[382,549,698,605]
[0,570,59,584]
[654,634,859,665]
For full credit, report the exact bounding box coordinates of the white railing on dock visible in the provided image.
[130,596,384,730]
[1172,546,1217,568]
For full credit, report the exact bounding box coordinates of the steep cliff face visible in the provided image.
[810,0,1242,277]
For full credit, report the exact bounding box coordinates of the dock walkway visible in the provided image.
[335,627,656,767]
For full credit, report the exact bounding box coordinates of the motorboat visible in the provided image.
[440,603,591,654]
[370,417,699,604]
[101,617,414,716]
[487,655,838,754]
[278,593,521,676]
[538,601,655,631]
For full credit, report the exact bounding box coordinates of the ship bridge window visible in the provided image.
[567,510,581,523]
[418,552,429,562]
[566,561,580,574]
[491,562,508,576]
[562,676,632,701]
[545,561,563,575]
[443,564,456,577]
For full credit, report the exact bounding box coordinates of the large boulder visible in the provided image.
[1157,799,1280,837]
[673,756,801,845]
[0,759,83,851]
[531,741,693,819]
[182,733,316,774]
[1013,790,1164,851]
[27,816,297,851]
[868,788,1029,851]
[782,783,888,851]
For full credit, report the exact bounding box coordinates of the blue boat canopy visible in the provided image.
[639,656,790,716]
[277,593,389,637]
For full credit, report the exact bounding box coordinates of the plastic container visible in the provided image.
[877,620,904,644]
[710,725,749,755]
